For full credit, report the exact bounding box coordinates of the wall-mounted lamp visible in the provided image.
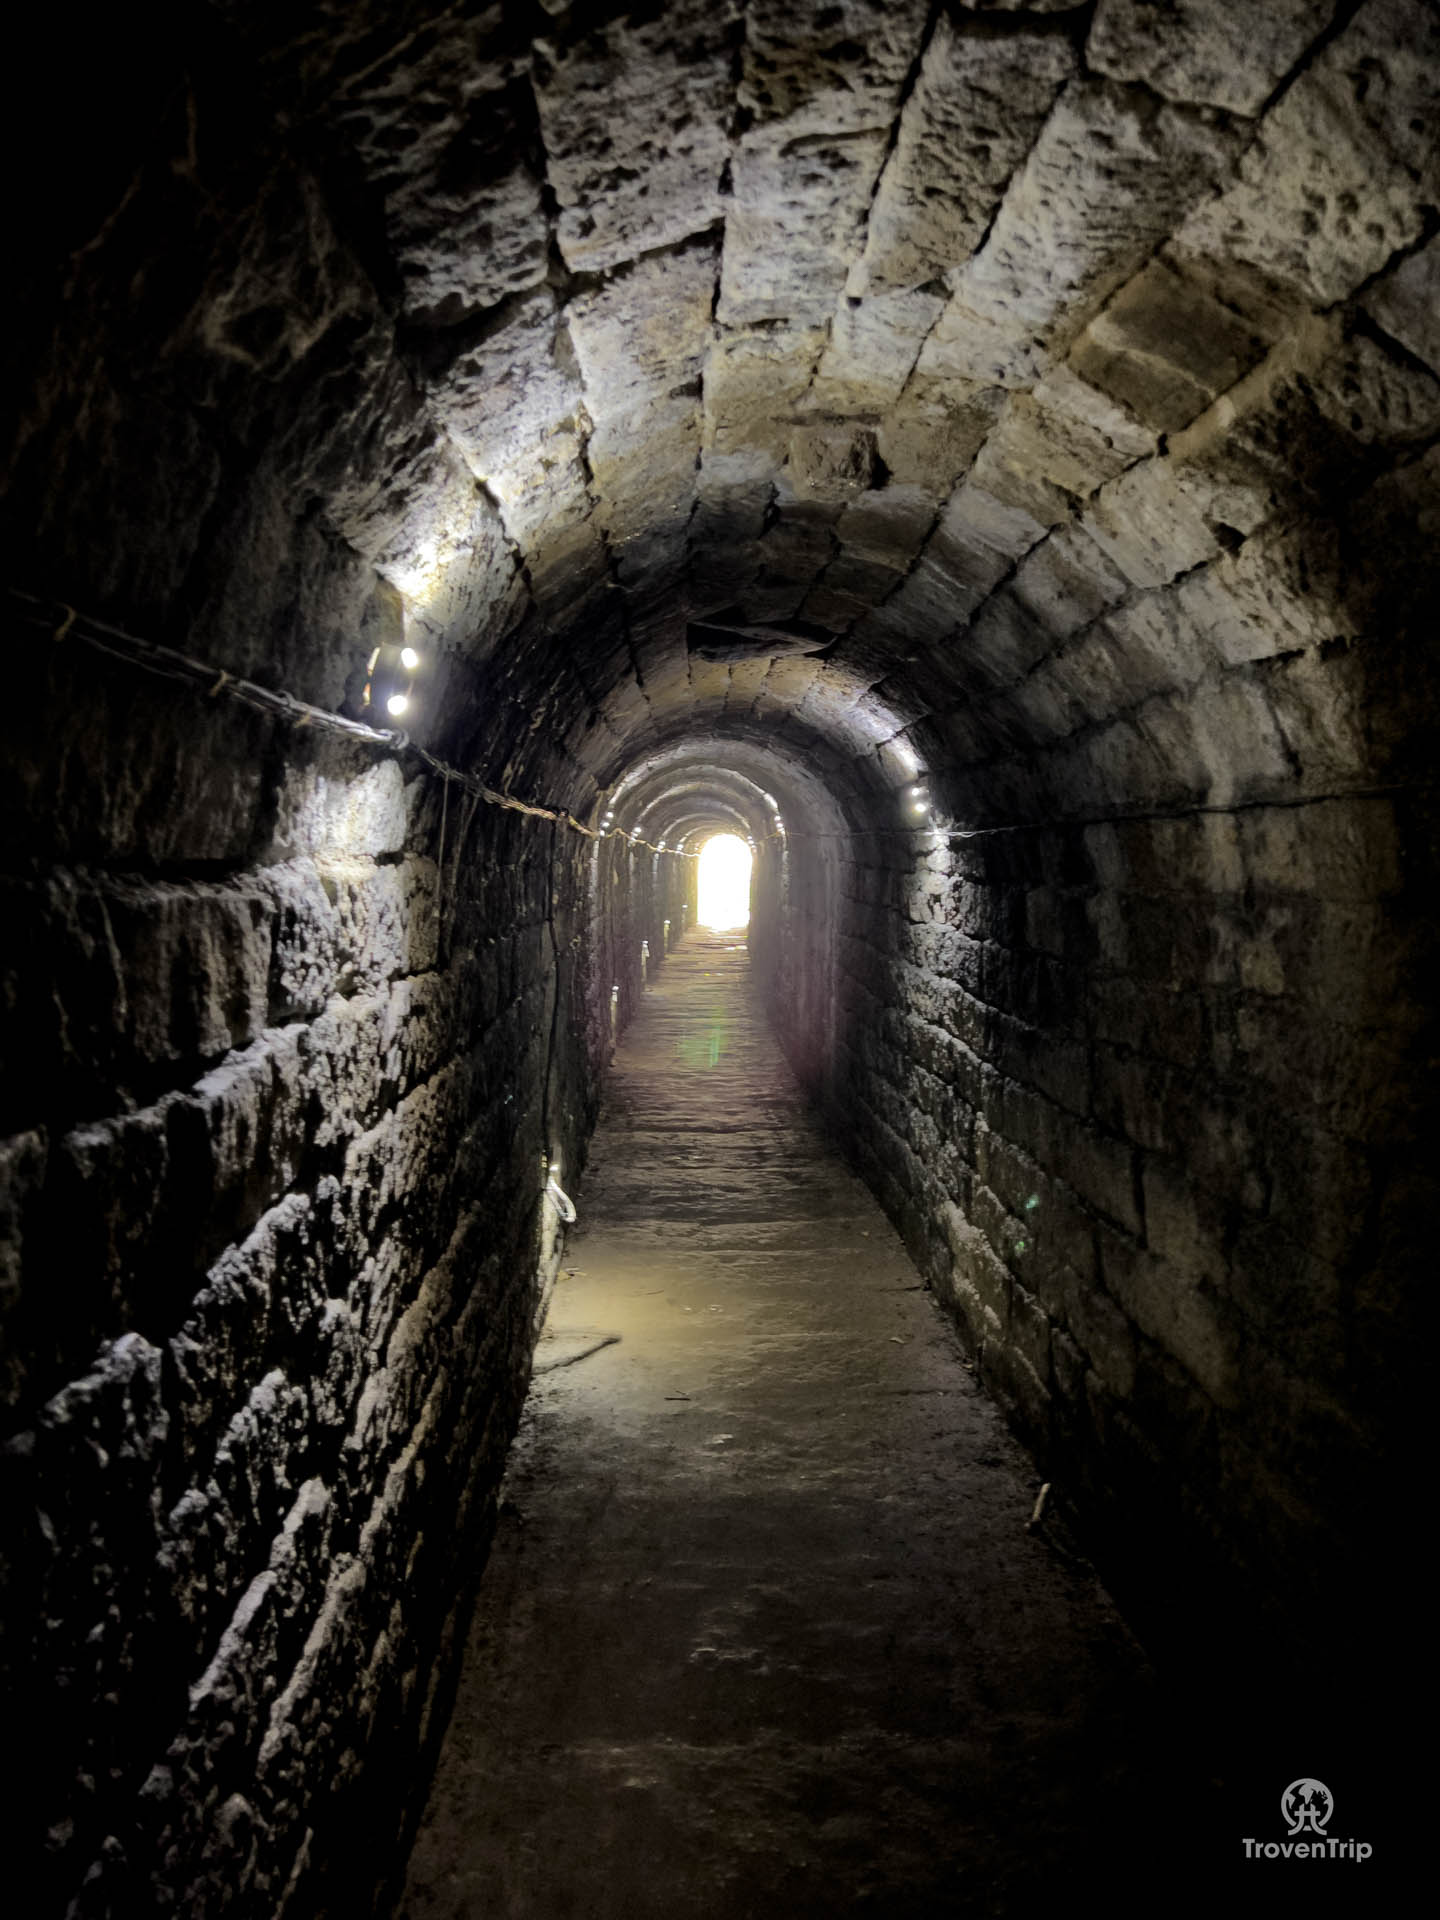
[363,642,422,723]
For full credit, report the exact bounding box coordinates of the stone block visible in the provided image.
[1057,1266,1138,1400]
[425,289,588,537]
[1087,0,1332,117]
[169,1191,333,1473]
[0,1130,46,1408]
[878,376,1005,491]
[1098,1220,1235,1405]
[702,328,827,463]
[719,121,891,328]
[854,13,1075,294]
[833,485,939,573]
[1009,522,1131,639]
[171,1028,309,1257]
[1365,235,1440,378]
[930,483,1048,595]
[534,0,737,275]
[1009,1278,1052,1379]
[103,880,274,1069]
[978,1336,1052,1441]
[923,79,1243,384]
[785,424,879,507]
[808,289,948,415]
[737,0,930,137]
[269,756,408,864]
[979,369,1157,514]
[801,554,905,632]
[939,1198,1012,1330]
[1167,316,1440,532]
[1069,254,1276,433]
[1235,796,1402,903]
[1092,1047,1177,1155]
[1171,0,1440,307]
[325,17,546,321]
[30,1330,170,1677]
[1049,1327,1090,1413]
[1082,457,1221,589]
[569,238,716,420]
[1003,1082,1142,1236]
[982,1129,1098,1289]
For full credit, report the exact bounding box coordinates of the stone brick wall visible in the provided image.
[588,833,697,1064]
[815,788,1431,1663]
[4,0,1437,1899]
[0,613,615,1913]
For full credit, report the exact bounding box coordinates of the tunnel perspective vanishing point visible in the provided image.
[1,0,1436,1912]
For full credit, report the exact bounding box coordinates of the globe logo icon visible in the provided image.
[1282,1779,1333,1835]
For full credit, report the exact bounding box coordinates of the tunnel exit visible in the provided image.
[696,832,752,931]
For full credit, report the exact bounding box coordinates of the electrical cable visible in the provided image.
[542,1175,577,1225]
[9,585,689,856]
[17,587,1071,849]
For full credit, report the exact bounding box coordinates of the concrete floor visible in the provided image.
[399,933,1163,1919]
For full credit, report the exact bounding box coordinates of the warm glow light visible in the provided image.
[400,646,420,671]
[386,692,410,717]
[697,833,752,931]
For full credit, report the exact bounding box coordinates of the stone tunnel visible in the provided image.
[2,0,1434,1911]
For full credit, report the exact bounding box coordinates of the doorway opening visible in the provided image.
[696,833,752,931]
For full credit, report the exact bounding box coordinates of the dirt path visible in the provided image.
[399,934,1159,1918]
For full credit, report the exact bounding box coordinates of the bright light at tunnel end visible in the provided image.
[697,833,752,931]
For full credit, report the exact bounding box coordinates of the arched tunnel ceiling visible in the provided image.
[27,0,1440,822]
[605,735,851,847]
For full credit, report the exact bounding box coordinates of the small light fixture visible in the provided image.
[363,642,418,721]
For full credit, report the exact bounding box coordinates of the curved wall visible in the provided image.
[2,1,1435,1909]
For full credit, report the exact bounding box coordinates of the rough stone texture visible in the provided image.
[718,0,930,326]
[854,13,1076,297]
[917,80,1243,389]
[1364,235,1440,378]
[1087,0,1336,117]
[1170,0,1440,308]
[320,14,546,326]
[1068,254,1280,434]
[2,0,1436,1907]
[534,1,739,276]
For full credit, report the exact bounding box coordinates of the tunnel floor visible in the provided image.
[398,933,1164,1918]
